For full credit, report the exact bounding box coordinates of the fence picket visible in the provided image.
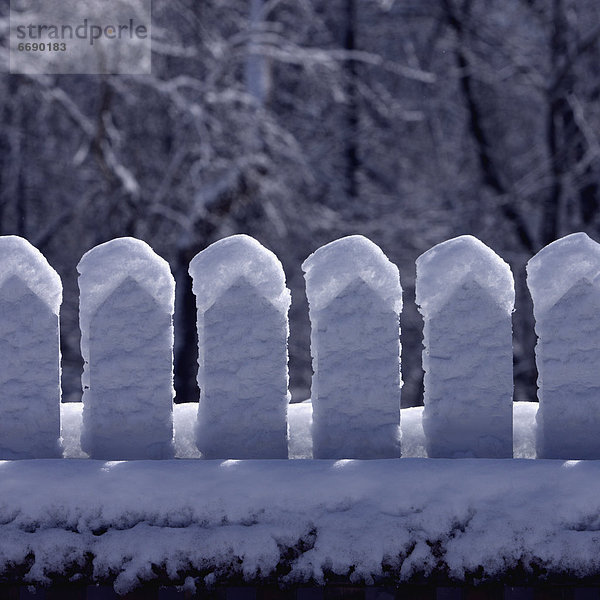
[189,235,291,459]
[416,235,514,458]
[303,235,402,459]
[78,237,175,459]
[5,232,600,461]
[527,232,600,459]
[0,236,62,459]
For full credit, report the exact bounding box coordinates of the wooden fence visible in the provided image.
[0,232,597,461]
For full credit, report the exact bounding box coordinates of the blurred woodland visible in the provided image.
[1,0,600,406]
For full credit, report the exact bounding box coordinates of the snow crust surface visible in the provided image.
[417,236,514,458]
[77,238,175,459]
[527,232,600,458]
[0,236,62,458]
[189,235,291,458]
[303,236,402,459]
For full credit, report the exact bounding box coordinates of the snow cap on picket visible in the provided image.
[416,235,514,316]
[302,235,401,313]
[0,235,62,315]
[189,234,290,313]
[527,232,600,317]
[78,237,174,333]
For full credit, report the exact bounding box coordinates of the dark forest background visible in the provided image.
[1,0,600,406]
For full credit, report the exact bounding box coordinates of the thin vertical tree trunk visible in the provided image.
[543,0,568,246]
[344,0,359,203]
[245,0,267,107]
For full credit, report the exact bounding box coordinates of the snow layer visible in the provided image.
[60,400,538,460]
[60,402,87,459]
[173,402,202,459]
[189,235,291,458]
[512,401,537,460]
[303,235,402,313]
[303,236,402,459]
[62,403,203,460]
[416,236,514,458]
[77,238,175,459]
[399,406,427,458]
[2,447,598,594]
[527,232,600,316]
[189,235,290,314]
[527,232,600,458]
[288,400,313,459]
[285,402,537,460]
[0,236,62,458]
[0,236,62,315]
[416,235,514,316]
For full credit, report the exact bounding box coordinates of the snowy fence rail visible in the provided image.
[2,232,600,460]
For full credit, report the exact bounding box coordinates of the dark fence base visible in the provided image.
[1,585,599,600]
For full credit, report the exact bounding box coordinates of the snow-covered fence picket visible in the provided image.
[78,238,175,460]
[303,236,402,459]
[416,236,514,458]
[7,230,600,462]
[0,236,62,459]
[528,233,600,459]
[189,235,291,459]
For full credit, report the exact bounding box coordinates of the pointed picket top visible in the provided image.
[302,235,401,313]
[527,232,600,317]
[78,237,174,340]
[416,235,514,317]
[189,234,290,314]
[0,235,62,315]
[77,237,173,396]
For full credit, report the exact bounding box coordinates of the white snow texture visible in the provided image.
[60,399,537,460]
[0,428,593,594]
[77,237,175,459]
[303,236,402,459]
[0,236,62,458]
[416,236,514,458]
[189,235,291,458]
[527,232,600,458]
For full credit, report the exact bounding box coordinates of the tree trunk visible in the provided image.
[344,0,359,204]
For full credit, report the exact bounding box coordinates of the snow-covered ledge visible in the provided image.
[2,401,580,596]
[1,451,598,594]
